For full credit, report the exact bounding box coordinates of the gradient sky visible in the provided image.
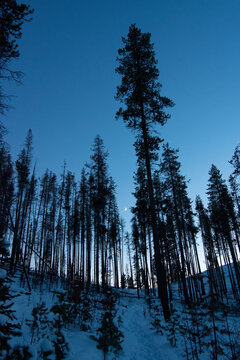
[3,0,240,260]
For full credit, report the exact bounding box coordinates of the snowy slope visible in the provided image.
[116,294,179,360]
[2,266,240,360]
[9,276,179,360]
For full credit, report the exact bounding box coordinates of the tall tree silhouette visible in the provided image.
[90,135,109,291]
[229,145,240,219]
[0,142,14,240]
[0,0,33,113]
[115,24,174,320]
[207,164,240,293]
[10,129,33,271]
[157,144,205,304]
[196,195,226,300]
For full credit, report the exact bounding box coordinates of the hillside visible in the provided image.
[1,264,240,360]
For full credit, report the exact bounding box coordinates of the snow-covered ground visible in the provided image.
[116,294,179,360]
[9,279,180,360]
[1,266,240,359]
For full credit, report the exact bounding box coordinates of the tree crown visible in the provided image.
[115,24,174,130]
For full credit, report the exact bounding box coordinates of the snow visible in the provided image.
[0,313,10,325]
[68,329,100,360]
[40,338,54,353]
[117,295,179,360]
[0,268,7,279]
[2,265,240,359]
[65,293,179,360]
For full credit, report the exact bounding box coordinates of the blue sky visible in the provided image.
[4,0,240,241]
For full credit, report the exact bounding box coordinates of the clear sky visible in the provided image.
[3,0,240,246]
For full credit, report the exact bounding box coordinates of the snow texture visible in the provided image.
[0,268,7,279]
[3,265,240,360]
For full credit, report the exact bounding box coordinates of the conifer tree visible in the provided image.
[90,135,109,291]
[63,171,75,280]
[94,293,123,360]
[132,160,151,293]
[10,129,33,272]
[159,144,204,303]
[56,164,66,277]
[125,232,134,289]
[0,0,33,113]
[86,171,94,288]
[207,164,240,293]
[0,266,22,358]
[196,196,222,297]
[229,145,240,221]
[96,311,123,360]
[52,316,69,360]
[107,182,118,288]
[229,145,240,177]
[115,24,173,321]
[0,145,14,240]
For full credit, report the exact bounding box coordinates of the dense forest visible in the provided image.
[1,2,240,360]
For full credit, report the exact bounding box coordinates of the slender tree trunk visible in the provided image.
[140,116,170,320]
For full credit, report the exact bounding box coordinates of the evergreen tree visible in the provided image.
[56,164,66,278]
[159,144,204,304]
[90,135,109,291]
[93,293,123,360]
[229,145,240,222]
[107,177,120,289]
[96,311,123,360]
[115,24,174,321]
[10,129,33,272]
[52,317,69,360]
[229,145,240,177]
[125,232,134,289]
[0,266,21,358]
[121,273,126,289]
[0,145,14,240]
[26,302,50,345]
[0,241,32,358]
[79,167,87,285]
[63,171,75,280]
[86,170,94,288]
[207,164,240,293]
[196,195,225,300]
[132,160,151,294]
[131,216,141,295]
[0,0,33,113]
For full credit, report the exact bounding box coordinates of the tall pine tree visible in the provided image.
[115,24,174,320]
[0,0,33,113]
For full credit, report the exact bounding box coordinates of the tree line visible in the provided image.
[0,130,125,292]
[0,1,240,323]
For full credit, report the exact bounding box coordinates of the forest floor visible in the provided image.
[114,294,179,360]
[67,293,179,360]
[2,266,240,360]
